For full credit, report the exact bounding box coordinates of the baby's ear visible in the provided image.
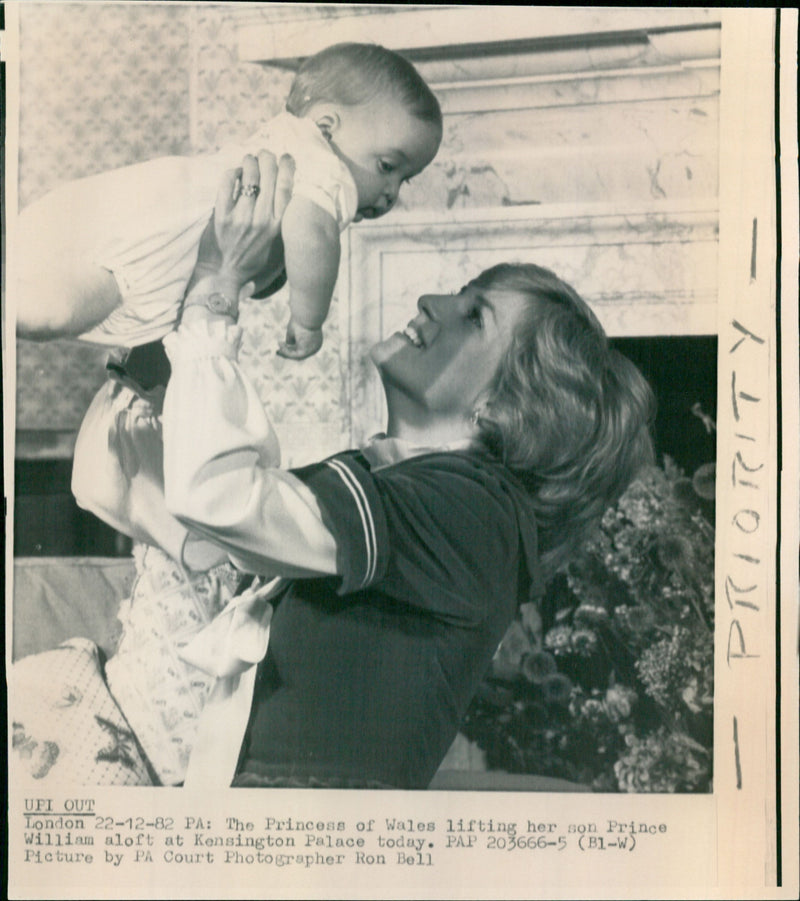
[311,105,341,141]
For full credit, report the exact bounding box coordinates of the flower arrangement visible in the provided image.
[462,456,716,792]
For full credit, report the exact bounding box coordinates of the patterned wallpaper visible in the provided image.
[191,6,291,153]
[18,3,193,207]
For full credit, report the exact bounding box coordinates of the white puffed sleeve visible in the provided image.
[162,319,338,577]
[72,379,227,570]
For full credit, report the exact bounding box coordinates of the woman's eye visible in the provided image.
[378,160,395,174]
[467,307,483,328]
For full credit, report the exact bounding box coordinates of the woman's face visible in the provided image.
[370,280,529,424]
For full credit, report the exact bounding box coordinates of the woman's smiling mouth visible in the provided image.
[401,323,424,347]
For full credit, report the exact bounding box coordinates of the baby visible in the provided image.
[17,42,442,360]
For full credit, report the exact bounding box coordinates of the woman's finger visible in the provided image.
[239,154,261,203]
[238,281,256,303]
[252,150,277,221]
[216,167,242,216]
[273,153,295,220]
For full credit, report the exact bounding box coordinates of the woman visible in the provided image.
[18,152,655,789]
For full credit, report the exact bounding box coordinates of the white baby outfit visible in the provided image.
[19,111,358,348]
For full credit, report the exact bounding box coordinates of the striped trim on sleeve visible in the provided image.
[324,459,378,588]
[293,453,388,595]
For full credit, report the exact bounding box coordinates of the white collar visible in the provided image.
[360,433,474,471]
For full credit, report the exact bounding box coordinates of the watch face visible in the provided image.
[207,292,232,314]
[184,291,237,317]
[207,292,239,315]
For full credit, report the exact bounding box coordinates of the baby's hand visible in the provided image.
[277,320,323,360]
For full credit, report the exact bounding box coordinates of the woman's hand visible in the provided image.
[193,151,294,300]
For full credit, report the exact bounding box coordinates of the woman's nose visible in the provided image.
[417,293,450,320]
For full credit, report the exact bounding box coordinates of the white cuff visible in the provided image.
[163,317,242,364]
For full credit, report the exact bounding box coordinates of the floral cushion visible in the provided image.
[10,638,154,785]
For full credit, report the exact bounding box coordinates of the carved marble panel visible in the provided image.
[401,96,718,215]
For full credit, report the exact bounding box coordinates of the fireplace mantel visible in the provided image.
[235,7,721,114]
[235,7,720,70]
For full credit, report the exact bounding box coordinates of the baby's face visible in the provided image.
[326,95,441,220]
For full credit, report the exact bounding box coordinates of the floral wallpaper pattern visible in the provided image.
[18,2,193,207]
[191,7,291,153]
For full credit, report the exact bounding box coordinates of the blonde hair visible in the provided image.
[473,264,656,580]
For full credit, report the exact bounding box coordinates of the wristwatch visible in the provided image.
[183,291,239,319]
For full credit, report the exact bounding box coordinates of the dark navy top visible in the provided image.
[236,450,542,789]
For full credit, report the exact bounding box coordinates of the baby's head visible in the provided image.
[287,43,442,220]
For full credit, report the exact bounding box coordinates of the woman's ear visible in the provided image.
[469,396,494,430]
[473,392,494,420]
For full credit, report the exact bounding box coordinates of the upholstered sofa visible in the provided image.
[12,556,135,663]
